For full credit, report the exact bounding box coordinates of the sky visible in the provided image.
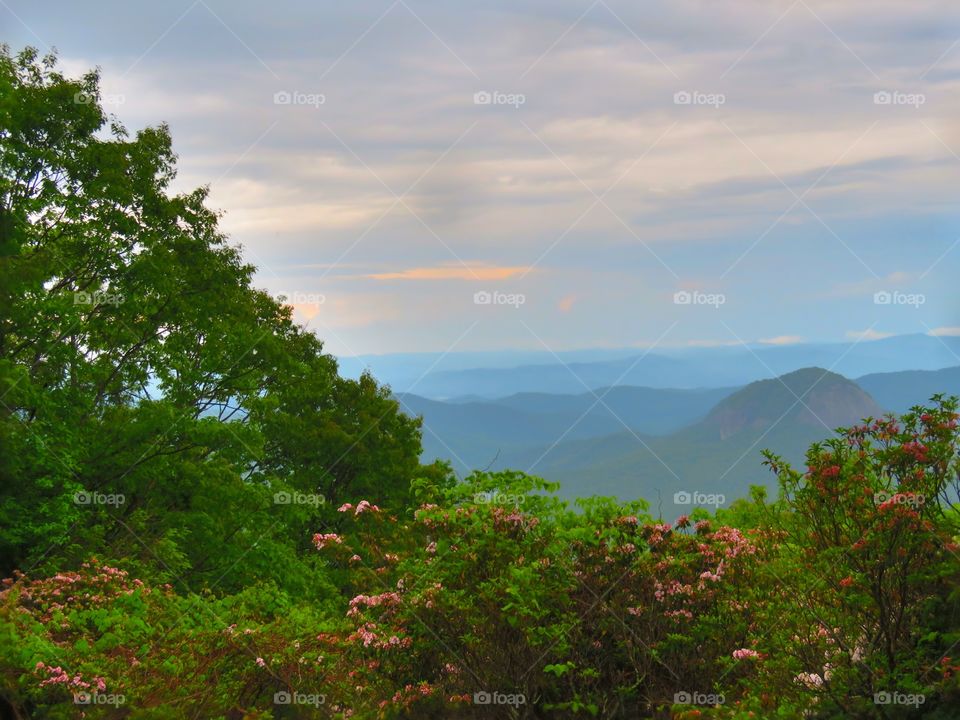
[5,0,960,357]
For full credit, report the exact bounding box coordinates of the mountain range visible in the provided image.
[397,362,960,514]
[345,333,960,399]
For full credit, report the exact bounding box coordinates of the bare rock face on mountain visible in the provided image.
[701,368,884,441]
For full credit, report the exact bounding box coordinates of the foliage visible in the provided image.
[0,43,439,597]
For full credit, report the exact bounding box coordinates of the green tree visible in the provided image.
[0,45,440,594]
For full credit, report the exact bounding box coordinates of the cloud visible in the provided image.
[366,264,532,281]
[825,271,921,299]
[845,329,894,341]
[685,339,742,348]
[14,1,959,354]
[928,327,960,337]
[759,335,804,345]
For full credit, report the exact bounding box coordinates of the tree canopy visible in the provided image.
[0,45,442,596]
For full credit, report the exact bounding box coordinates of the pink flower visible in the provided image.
[255,657,266,668]
[355,500,381,515]
[733,648,760,660]
[795,672,824,688]
[355,626,378,647]
[338,503,354,512]
[346,592,402,617]
[313,533,343,549]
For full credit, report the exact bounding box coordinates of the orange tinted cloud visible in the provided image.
[367,264,532,281]
[846,329,893,341]
[558,294,577,312]
[929,327,960,337]
[759,335,803,345]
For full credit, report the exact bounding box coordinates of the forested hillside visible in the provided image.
[1,47,959,719]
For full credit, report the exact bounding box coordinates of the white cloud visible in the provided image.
[759,335,804,345]
[20,1,959,354]
[685,339,742,348]
[825,272,922,299]
[845,329,894,341]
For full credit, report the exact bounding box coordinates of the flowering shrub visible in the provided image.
[1,401,958,718]
[724,397,960,718]
[0,560,339,717]
[301,475,768,716]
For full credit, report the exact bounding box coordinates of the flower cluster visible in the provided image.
[35,662,106,692]
[313,533,343,549]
